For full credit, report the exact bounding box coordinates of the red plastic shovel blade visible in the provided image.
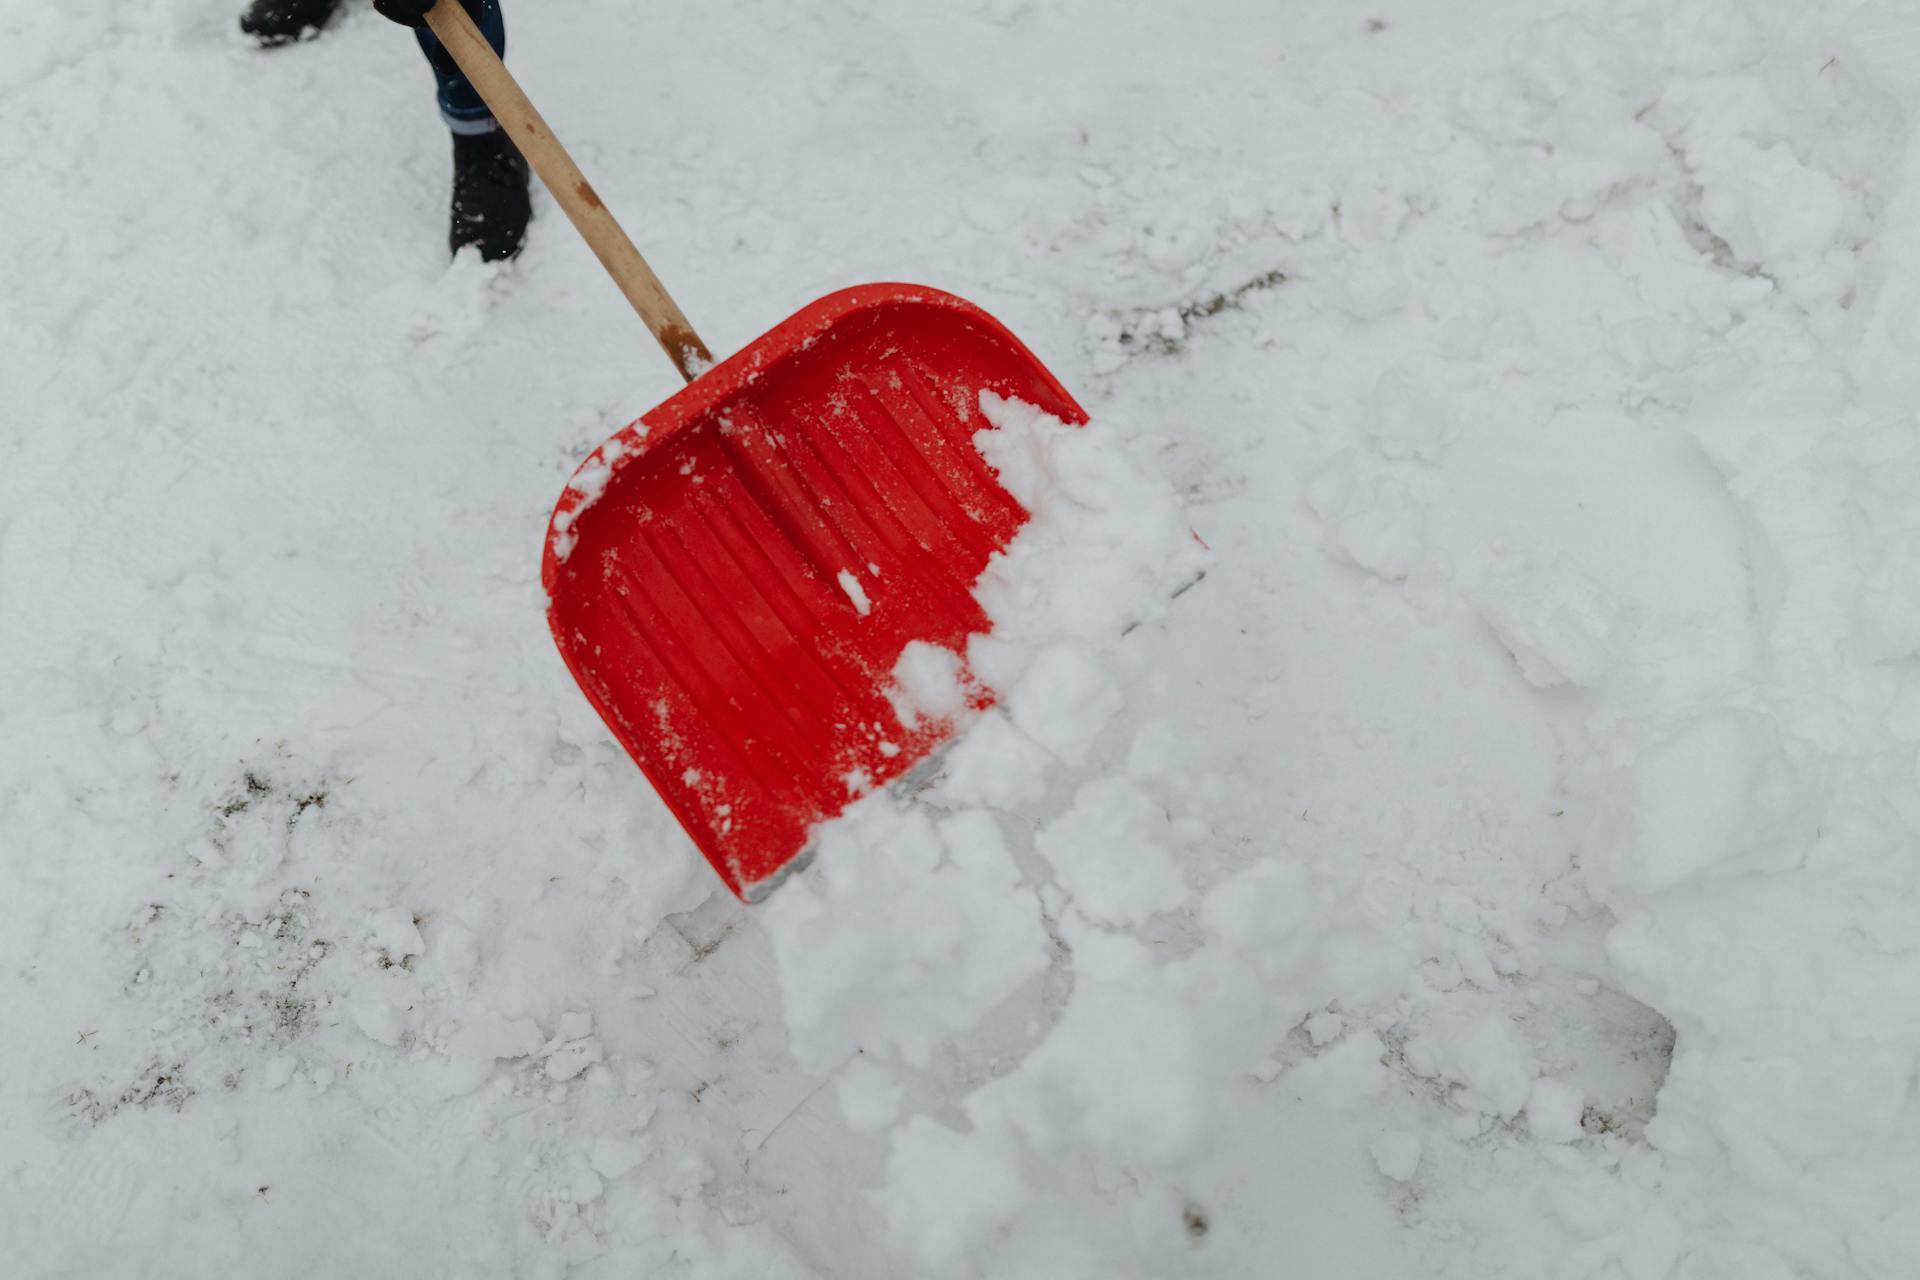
[542,284,1086,900]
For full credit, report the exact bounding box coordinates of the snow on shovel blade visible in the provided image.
[542,284,1086,900]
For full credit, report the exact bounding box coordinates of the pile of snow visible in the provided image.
[768,396,1207,1086]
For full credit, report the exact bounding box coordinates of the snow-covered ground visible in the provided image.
[7,0,1920,1275]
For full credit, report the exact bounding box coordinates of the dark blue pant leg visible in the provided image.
[415,0,506,134]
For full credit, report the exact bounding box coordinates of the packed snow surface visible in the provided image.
[7,0,1920,1276]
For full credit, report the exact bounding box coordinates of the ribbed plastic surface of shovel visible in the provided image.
[543,284,1086,900]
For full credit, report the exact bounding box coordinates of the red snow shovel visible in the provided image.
[425,1,1085,900]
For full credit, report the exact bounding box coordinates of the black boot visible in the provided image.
[239,0,341,45]
[450,128,532,262]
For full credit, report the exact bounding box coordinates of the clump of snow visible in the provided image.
[1588,711,1812,897]
[889,640,967,725]
[350,987,411,1048]
[1035,777,1186,926]
[1287,1030,1391,1112]
[542,1014,604,1082]
[590,1135,651,1181]
[764,802,1048,1073]
[366,906,424,962]
[1370,1130,1422,1183]
[550,438,633,562]
[1526,1077,1586,1143]
[1304,1010,1344,1046]
[972,393,1210,649]
[928,711,1054,809]
[1002,640,1122,765]
[1406,1010,1540,1119]
[881,1116,1033,1274]
[835,568,872,616]
[1474,557,1623,688]
[567,450,616,503]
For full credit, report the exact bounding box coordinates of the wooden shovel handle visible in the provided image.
[422,0,712,382]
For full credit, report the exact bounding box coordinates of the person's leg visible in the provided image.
[413,0,507,135]
[413,0,532,261]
